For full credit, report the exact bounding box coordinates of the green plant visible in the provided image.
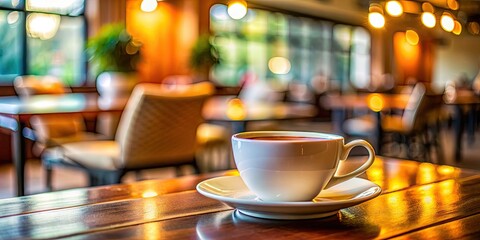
[86,24,141,77]
[189,35,220,72]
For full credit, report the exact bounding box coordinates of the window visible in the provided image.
[0,9,24,82]
[0,0,86,86]
[209,4,371,92]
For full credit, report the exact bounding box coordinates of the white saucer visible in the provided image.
[196,176,381,220]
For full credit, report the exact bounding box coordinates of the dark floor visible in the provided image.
[0,121,479,199]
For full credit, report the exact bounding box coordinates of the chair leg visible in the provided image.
[45,165,53,191]
[191,158,201,174]
[88,174,99,186]
[175,166,183,176]
[432,121,445,164]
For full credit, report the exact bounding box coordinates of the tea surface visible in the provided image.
[247,136,325,141]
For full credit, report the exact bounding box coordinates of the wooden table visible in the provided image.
[0,93,126,196]
[202,96,318,133]
[1,156,480,239]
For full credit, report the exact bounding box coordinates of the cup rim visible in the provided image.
[232,131,344,142]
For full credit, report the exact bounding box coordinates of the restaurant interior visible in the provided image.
[0,0,480,199]
[2,0,480,238]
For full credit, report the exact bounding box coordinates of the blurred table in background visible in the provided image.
[321,93,410,149]
[1,156,480,239]
[202,96,318,133]
[324,90,480,162]
[0,93,127,196]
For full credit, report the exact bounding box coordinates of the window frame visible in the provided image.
[0,0,87,87]
[209,4,372,93]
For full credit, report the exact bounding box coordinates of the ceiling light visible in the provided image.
[452,20,462,35]
[141,0,157,13]
[421,12,436,28]
[441,13,455,32]
[467,22,480,35]
[369,12,385,28]
[227,0,247,20]
[447,0,459,10]
[386,1,403,17]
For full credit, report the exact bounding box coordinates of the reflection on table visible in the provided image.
[0,156,479,239]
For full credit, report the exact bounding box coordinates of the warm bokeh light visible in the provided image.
[386,1,403,17]
[437,165,455,175]
[227,0,247,20]
[405,30,419,45]
[394,32,420,83]
[439,179,455,196]
[26,13,61,40]
[226,98,246,120]
[468,21,480,35]
[441,13,454,32]
[365,160,385,188]
[452,20,462,35]
[421,12,436,28]
[142,190,158,198]
[268,57,291,75]
[369,12,385,28]
[417,163,436,184]
[447,0,459,10]
[141,0,157,13]
[367,93,384,112]
[422,2,435,13]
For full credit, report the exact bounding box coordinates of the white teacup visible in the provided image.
[231,131,375,202]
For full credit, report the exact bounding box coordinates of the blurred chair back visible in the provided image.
[115,82,215,169]
[401,82,427,132]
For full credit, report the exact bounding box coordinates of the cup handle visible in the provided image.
[324,139,375,189]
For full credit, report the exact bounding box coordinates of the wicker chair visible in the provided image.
[43,82,215,187]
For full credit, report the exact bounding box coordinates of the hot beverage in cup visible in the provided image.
[231,131,375,202]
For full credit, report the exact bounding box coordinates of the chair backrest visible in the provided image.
[401,82,427,131]
[30,114,87,141]
[14,75,70,96]
[115,82,214,169]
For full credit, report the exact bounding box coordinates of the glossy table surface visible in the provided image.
[1,156,480,239]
